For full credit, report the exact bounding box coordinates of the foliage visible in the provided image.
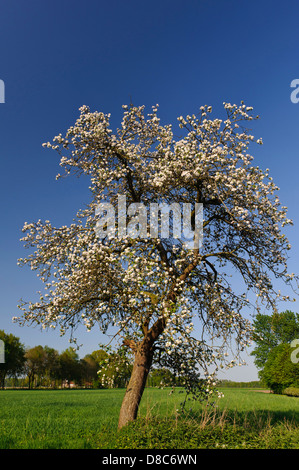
[115,418,254,449]
[251,310,299,369]
[283,387,299,397]
[259,343,299,393]
[79,355,99,387]
[24,345,49,389]
[147,368,177,387]
[43,346,61,386]
[0,330,25,388]
[97,344,133,388]
[57,347,81,385]
[22,344,103,389]
[115,416,299,449]
[217,380,264,388]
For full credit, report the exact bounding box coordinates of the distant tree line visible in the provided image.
[5,310,298,393]
[0,330,133,389]
[217,380,263,388]
[0,330,184,390]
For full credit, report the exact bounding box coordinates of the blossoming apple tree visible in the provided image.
[16,102,296,428]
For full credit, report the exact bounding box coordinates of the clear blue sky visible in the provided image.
[1,0,299,381]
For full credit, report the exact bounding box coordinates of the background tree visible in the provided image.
[79,354,99,387]
[251,310,299,369]
[16,102,297,428]
[24,345,47,389]
[90,348,110,366]
[0,331,25,388]
[97,345,133,389]
[147,368,176,387]
[259,343,299,393]
[43,346,60,388]
[58,348,80,387]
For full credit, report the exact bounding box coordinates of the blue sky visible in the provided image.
[1,0,299,381]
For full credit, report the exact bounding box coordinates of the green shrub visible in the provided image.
[283,387,299,397]
[115,417,263,449]
[114,414,299,449]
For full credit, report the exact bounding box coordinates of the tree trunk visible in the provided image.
[0,373,5,389]
[118,341,153,429]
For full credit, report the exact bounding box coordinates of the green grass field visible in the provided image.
[0,388,299,449]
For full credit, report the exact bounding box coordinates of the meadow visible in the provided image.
[0,387,299,449]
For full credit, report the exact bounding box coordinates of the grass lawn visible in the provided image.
[0,388,298,449]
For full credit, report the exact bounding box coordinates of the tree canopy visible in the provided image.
[0,330,25,388]
[251,310,299,369]
[259,343,299,393]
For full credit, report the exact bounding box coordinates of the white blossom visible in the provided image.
[15,102,298,405]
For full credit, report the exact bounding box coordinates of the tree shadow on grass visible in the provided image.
[181,405,299,431]
[115,410,299,449]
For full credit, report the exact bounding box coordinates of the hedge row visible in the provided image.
[113,417,299,449]
[283,387,299,397]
